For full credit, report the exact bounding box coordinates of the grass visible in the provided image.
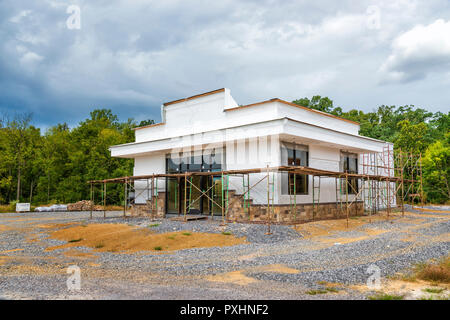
[422,287,444,294]
[167,235,177,240]
[398,256,450,284]
[222,232,232,236]
[153,246,162,251]
[420,294,449,300]
[68,238,83,243]
[149,224,160,228]
[305,287,340,295]
[0,205,11,213]
[95,243,104,249]
[368,293,404,300]
[182,232,192,236]
[414,256,450,283]
[306,289,328,295]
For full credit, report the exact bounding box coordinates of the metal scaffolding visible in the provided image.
[88,149,423,230]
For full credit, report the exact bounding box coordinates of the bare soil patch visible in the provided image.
[45,223,247,253]
[207,264,299,286]
[294,214,391,239]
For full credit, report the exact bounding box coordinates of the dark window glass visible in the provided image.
[341,152,358,194]
[281,143,309,195]
[189,155,202,172]
[166,149,223,174]
[288,173,308,195]
[167,158,179,173]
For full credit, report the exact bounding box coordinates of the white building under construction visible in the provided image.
[107,88,398,223]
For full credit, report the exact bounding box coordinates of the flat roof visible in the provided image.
[163,88,225,106]
[225,98,360,125]
[133,89,360,131]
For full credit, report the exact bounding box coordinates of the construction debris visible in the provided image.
[67,200,100,211]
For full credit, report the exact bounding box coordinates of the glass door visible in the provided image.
[167,178,179,214]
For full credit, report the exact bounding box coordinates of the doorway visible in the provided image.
[166,175,223,216]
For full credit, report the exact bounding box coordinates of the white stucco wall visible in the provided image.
[132,89,360,145]
[133,153,165,204]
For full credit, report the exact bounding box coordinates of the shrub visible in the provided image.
[368,293,404,300]
[416,257,450,283]
[305,289,328,295]
[9,200,18,212]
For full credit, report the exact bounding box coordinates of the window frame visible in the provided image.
[340,151,359,195]
[281,142,309,195]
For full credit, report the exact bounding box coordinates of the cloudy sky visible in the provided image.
[1,0,450,129]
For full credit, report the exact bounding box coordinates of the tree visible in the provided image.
[137,119,155,127]
[394,120,430,153]
[2,113,35,201]
[292,95,334,113]
[423,133,450,203]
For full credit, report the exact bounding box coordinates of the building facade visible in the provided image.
[110,88,394,221]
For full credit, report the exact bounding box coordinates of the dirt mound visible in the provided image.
[45,223,247,253]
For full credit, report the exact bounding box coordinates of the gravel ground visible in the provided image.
[0,208,449,300]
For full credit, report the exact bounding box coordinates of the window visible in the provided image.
[166,147,224,173]
[281,143,309,195]
[340,152,358,194]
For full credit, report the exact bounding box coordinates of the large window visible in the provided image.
[165,148,224,215]
[166,148,224,174]
[281,143,309,195]
[340,152,358,194]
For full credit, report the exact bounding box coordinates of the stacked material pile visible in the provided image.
[67,200,97,211]
[35,204,68,212]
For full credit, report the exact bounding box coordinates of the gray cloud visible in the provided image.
[1,0,450,129]
[379,19,450,83]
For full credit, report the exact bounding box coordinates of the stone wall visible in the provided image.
[129,192,166,218]
[128,190,364,224]
[226,190,364,224]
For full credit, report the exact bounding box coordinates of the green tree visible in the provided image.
[137,119,155,127]
[394,120,430,153]
[423,133,450,203]
[292,95,334,113]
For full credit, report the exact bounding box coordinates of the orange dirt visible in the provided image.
[316,229,388,244]
[208,270,258,285]
[0,225,11,232]
[294,214,390,239]
[45,223,247,253]
[38,222,81,230]
[411,207,450,214]
[207,264,300,285]
[63,249,97,259]
[257,264,300,274]
[0,248,24,254]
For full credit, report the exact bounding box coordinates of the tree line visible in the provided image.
[0,98,448,207]
[0,109,154,207]
[293,96,449,203]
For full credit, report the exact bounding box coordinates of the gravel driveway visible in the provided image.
[0,207,449,300]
